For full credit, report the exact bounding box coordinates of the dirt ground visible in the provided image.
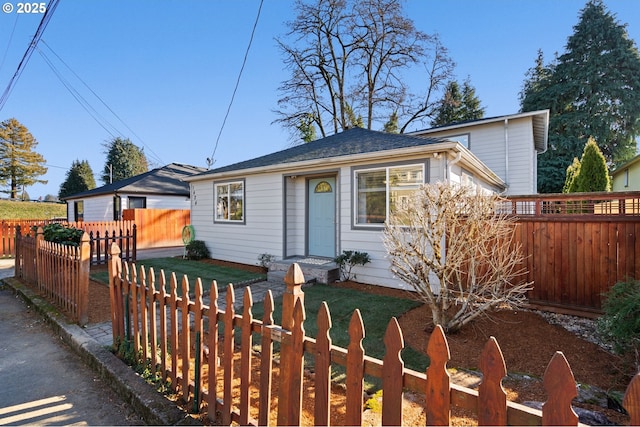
[87,259,632,425]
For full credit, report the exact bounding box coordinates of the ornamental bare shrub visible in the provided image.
[383,181,532,333]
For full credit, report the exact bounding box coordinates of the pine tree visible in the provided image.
[0,118,47,199]
[431,78,484,126]
[521,1,640,193]
[383,111,399,133]
[101,137,148,184]
[460,78,485,120]
[572,137,611,192]
[59,160,96,199]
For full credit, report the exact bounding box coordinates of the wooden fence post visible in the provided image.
[14,225,20,277]
[277,263,305,426]
[77,232,90,326]
[35,226,44,286]
[108,243,123,345]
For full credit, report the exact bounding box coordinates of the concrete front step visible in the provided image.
[268,257,339,284]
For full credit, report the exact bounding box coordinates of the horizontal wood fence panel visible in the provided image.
[507,192,640,315]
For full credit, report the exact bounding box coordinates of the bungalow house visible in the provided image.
[185,111,548,289]
[62,163,206,222]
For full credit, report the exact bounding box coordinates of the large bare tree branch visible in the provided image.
[383,182,533,333]
[274,0,456,142]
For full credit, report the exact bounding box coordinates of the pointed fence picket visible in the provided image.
[107,243,640,426]
[14,225,90,325]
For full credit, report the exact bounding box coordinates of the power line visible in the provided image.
[36,46,120,138]
[0,14,20,74]
[209,0,264,167]
[0,0,60,111]
[39,39,164,166]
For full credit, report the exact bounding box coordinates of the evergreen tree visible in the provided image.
[460,78,485,121]
[572,137,611,192]
[431,78,484,126]
[0,118,47,199]
[296,113,317,143]
[521,1,640,193]
[383,111,399,133]
[562,157,581,193]
[432,81,462,126]
[101,137,148,184]
[59,160,96,199]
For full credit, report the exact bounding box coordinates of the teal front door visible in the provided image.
[308,177,336,257]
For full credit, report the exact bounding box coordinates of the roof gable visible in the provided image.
[62,163,207,200]
[410,110,549,153]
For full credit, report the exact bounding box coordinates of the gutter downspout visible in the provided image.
[504,118,509,188]
[446,151,463,181]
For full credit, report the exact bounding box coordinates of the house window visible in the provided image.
[113,196,121,220]
[355,164,425,226]
[446,133,470,149]
[314,181,332,193]
[74,201,84,222]
[128,197,146,209]
[215,180,244,222]
[624,169,629,187]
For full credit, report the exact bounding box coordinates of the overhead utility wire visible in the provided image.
[0,0,60,111]
[209,0,264,166]
[36,46,121,138]
[39,39,164,166]
[0,15,20,74]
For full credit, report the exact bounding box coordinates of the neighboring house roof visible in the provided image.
[410,110,549,153]
[62,163,207,200]
[190,127,448,177]
[611,154,640,177]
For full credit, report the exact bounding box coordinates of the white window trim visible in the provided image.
[214,180,245,224]
[353,163,425,228]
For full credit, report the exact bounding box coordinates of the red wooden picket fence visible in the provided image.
[107,243,640,426]
[14,226,90,326]
[69,220,136,265]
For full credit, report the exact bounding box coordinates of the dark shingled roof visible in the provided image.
[196,127,442,177]
[62,163,207,200]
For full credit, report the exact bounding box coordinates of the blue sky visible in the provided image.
[1,0,639,199]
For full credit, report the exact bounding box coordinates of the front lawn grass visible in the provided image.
[91,257,266,295]
[252,283,430,389]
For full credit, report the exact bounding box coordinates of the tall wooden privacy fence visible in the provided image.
[122,208,189,249]
[0,219,65,258]
[506,191,640,315]
[108,244,640,426]
[14,226,90,325]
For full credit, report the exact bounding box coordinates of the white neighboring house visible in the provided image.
[185,113,548,289]
[62,163,206,222]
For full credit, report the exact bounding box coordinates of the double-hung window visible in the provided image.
[354,163,425,226]
[215,180,244,223]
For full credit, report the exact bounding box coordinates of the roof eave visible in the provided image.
[185,141,463,182]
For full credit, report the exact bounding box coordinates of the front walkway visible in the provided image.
[2,250,293,348]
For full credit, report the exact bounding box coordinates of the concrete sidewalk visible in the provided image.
[0,255,196,425]
[0,249,288,424]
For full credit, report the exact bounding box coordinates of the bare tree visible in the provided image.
[383,182,532,333]
[274,0,455,142]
